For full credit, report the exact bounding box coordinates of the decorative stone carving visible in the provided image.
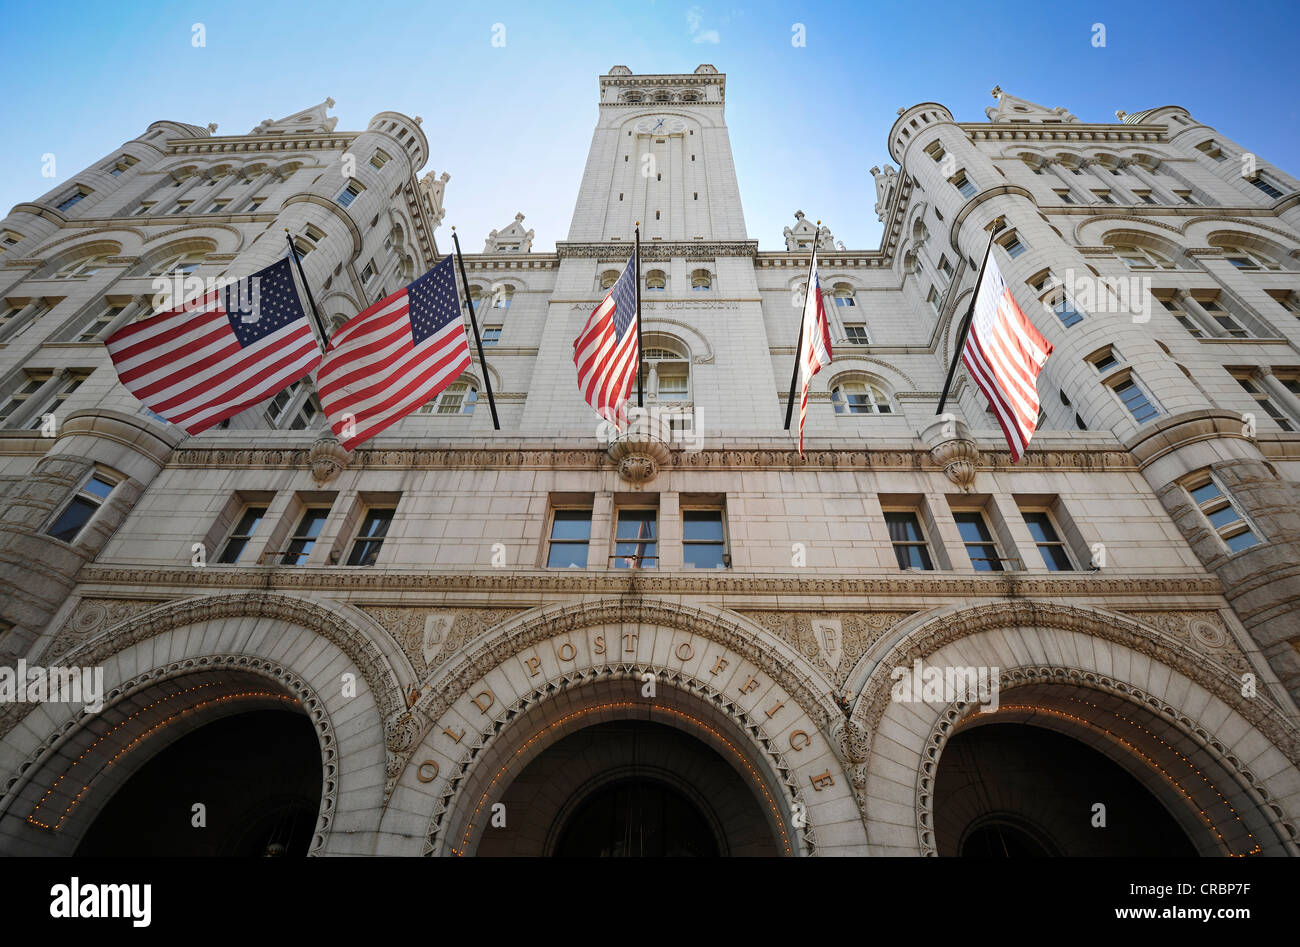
[736,610,912,687]
[606,432,672,484]
[870,165,899,221]
[309,435,350,484]
[44,597,171,663]
[921,413,980,490]
[357,606,526,676]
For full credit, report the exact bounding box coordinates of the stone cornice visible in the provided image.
[161,441,1140,472]
[77,566,1222,599]
[959,123,1168,144]
[555,240,758,260]
[165,133,358,155]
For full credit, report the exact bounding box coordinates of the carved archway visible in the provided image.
[844,601,1300,855]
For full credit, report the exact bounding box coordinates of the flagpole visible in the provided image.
[936,224,1001,415]
[451,227,500,430]
[284,229,330,349]
[634,222,644,408]
[784,223,820,430]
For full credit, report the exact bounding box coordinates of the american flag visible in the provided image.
[105,257,321,434]
[797,248,833,455]
[961,254,1053,462]
[317,255,471,451]
[574,253,638,426]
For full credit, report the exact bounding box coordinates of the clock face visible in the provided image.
[634,116,686,135]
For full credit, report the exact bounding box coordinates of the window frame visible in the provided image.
[612,506,658,570]
[345,507,396,567]
[217,505,269,564]
[883,509,935,571]
[681,506,729,570]
[45,470,118,545]
[546,507,593,569]
[1019,508,1076,571]
[1184,475,1261,555]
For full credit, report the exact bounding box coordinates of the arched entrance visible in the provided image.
[76,708,322,856]
[0,665,334,856]
[934,722,1197,856]
[478,718,777,856]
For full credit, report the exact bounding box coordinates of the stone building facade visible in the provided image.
[0,66,1298,856]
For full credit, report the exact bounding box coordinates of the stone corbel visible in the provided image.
[922,413,980,491]
[309,434,350,484]
[606,429,673,484]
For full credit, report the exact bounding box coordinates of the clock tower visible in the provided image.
[567,64,747,242]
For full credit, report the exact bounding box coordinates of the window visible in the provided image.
[337,181,364,207]
[1111,375,1160,422]
[46,473,116,543]
[599,269,620,290]
[1052,295,1084,328]
[1268,291,1300,316]
[1111,244,1175,270]
[1088,346,1121,374]
[953,511,1004,572]
[683,509,727,569]
[56,189,89,212]
[26,372,87,429]
[1092,190,1115,204]
[492,285,513,309]
[1195,140,1225,161]
[1219,245,1279,271]
[281,508,331,565]
[833,283,857,306]
[435,381,477,414]
[77,305,125,342]
[927,286,940,313]
[832,380,892,414]
[656,364,688,400]
[482,325,502,345]
[1199,299,1250,338]
[844,323,870,344]
[217,506,267,563]
[614,509,657,568]
[1054,190,1076,204]
[951,172,976,198]
[370,149,391,170]
[885,511,933,570]
[547,508,591,568]
[132,202,155,216]
[1174,190,1197,204]
[175,200,193,214]
[1235,375,1294,431]
[998,232,1027,258]
[690,269,712,291]
[645,270,666,291]
[55,254,109,278]
[1250,176,1284,199]
[287,390,321,429]
[265,381,300,426]
[924,141,946,162]
[1,231,23,251]
[360,261,377,285]
[247,197,266,212]
[1186,477,1260,553]
[149,251,203,276]
[1135,190,1156,204]
[1021,510,1073,570]
[937,258,953,283]
[1161,298,1204,338]
[0,372,52,425]
[346,508,394,566]
[207,200,230,214]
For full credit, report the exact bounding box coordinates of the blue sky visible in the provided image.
[2,0,1296,252]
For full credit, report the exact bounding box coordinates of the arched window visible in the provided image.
[623,91,644,103]
[645,270,666,291]
[832,283,856,307]
[55,253,110,279]
[1218,244,1280,271]
[831,378,893,414]
[639,335,690,402]
[599,269,620,290]
[1109,242,1176,270]
[148,250,205,276]
[491,284,514,309]
[690,269,712,291]
[681,93,699,103]
[653,92,671,103]
[425,380,477,415]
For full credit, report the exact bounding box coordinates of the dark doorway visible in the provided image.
[934,723,1197,857]
[77,709,322,856]
[554,776,720,857]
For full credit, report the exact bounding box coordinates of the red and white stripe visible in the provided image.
[573,290,638,426]
[317,290,471,451]
[961,255,1053,462]
[797,249,833,455]
[105,296,320,434]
